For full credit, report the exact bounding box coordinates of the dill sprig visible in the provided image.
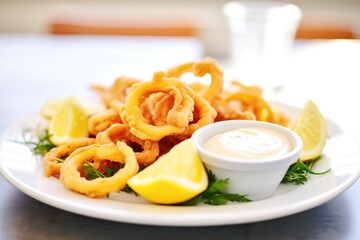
[53,157,65,163]
[180,170,251,206]
[81,162,123,180]
[23,129,56,155]
[81,162,136,194]
[82,162,106,180]
[281,158,331,185]
[104,166,117,177]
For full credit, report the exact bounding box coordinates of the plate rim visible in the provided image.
[1,105,360,226]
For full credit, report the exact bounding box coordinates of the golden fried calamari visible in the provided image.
[172,93,216,140]
[41,57,288,198]
[121,71,196,141]
[96,123,159,166]
[166,57,223,105]
[91,76,141,107]
[60,142,139,198]
[88,108,122,136]
[43,138,96,177]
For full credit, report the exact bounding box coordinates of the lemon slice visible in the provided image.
[48,96,89,146]
[292,100,328,161]
[127,139,208,204]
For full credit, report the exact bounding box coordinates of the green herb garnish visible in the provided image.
[180,170,251,206]
[103,166,118,177]
[82,162,106,180]
[122,184,137,194]
[23,129,56,155]
[80,164,248,204]
[80,162,136,194]
[281,158,331,185]
[53,157,65,163]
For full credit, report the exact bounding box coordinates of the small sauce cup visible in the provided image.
[192,120,303,200]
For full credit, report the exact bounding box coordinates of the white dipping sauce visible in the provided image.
[203,127,290,160]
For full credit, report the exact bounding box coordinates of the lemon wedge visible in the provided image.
[127,139,208,204]
[41,97,105,119]
[41,97,66,119]
[292,100,328,161]
[48,96,90,146]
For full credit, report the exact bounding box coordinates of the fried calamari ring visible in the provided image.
[43,138,96,177]
[214,81,266,121]
[228,80,263,97]
[172,94,217,140]
[155,87,192,127]
[121,71,195,141]
[91,76,141,107]
[188,82,207,97]
[136,92,166,125]
[151,94,175,126]
[96,123,159,166]
[216,92,275,122]
[215,104,256,121]
[88,108,122,136]
[166,57,223,104]
[60,142,139,198]
[96,123,129,145]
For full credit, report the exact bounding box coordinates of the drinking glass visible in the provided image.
[223,1,302,91]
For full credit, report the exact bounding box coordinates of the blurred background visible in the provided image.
[1,0,359,59]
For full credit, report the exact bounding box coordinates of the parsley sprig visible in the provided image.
[180,170,251,206]
[281,158,331,185]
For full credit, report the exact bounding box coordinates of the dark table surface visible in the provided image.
[1,35,360,240]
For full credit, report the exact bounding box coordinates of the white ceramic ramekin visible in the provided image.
[192,120,303,200]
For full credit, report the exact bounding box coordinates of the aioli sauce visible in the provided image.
[203,127,290,160]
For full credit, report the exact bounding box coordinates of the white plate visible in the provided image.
[1,104,360,226]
